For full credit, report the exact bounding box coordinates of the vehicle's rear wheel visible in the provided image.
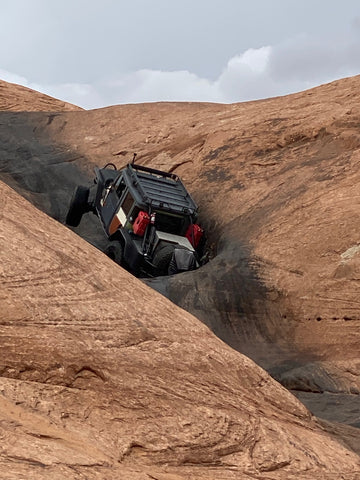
[152,244,175,276]
[104,242,124,266]
[65,186,90,227]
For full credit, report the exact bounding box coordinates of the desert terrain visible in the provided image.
[0,78,359,478]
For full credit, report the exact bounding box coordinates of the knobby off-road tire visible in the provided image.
[65,186,90,227]
[104,242,124,266]
[152,244,175,276]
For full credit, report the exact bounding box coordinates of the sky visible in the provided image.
[0,0,359,109]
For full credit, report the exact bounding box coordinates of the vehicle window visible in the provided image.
[114,177,126,197]
[122,191,134,215]
[129,206,140,223]
[155,212,190,235]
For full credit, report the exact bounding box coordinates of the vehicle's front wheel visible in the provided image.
[152,244,175,276]
[104,242,124,266]
[65,185,90,227]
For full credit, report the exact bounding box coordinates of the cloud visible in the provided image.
[215,47,275,101]
[100,70,224,105]
[0,68,103,108]
[1,31,360,109]
[37,82,104,109]
[0,69,29,86]
[269,33,360,83]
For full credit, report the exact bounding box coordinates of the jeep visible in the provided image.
[65,161,204,277]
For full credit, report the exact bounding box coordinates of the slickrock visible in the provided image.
[0,76,360,475]
[1,179,359,479]
[0,79,82,112]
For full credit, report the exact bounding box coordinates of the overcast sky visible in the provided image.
[1,0,359,109]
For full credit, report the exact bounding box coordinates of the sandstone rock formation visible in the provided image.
[1,179,359,479]
[0,77,360,478]
[0,79,82,112]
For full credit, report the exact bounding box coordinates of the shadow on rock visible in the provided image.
[145,238,304,371]
[0,111,107,250]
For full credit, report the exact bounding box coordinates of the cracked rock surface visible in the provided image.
[0,179,359,478]
[0,77,360,477]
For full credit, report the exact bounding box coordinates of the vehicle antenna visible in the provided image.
[132,152,137,164]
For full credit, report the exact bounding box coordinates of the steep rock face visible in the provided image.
[1,180,359,479]
[0,77,359,427]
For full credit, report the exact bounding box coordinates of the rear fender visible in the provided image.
[111,229,143,272]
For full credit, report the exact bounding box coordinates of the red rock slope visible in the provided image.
[0,76,360,431]
[39,77,360,399]
[1,181,359,478]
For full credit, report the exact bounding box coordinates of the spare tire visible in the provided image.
[65,186,90,227]
[152,244,175,276]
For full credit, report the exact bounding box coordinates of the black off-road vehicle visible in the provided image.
[65,161,204,277]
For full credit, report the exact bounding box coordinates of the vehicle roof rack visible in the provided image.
[123,163,197,215]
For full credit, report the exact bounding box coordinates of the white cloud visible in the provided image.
[101,70,224,105]
[1,31,360,109]
[215,47,276,102]
[227,47,272,74]
[38,82,104,109]
[0,68,103,108]
[0,68,29,86]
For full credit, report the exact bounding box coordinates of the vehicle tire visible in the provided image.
[152,244,175,276]
[65,186,90,227]
[104,242,124,266]
[103,162,117,170]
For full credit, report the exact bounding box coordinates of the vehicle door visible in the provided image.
[100,176,126,233]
